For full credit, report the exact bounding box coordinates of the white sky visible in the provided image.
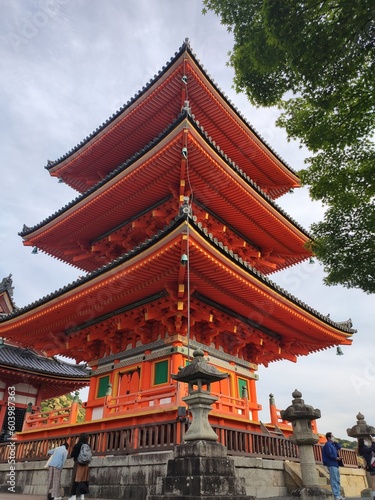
[0,0,373,440]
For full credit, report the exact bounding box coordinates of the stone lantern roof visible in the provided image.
[280,389,321,422]
[347,412,375,438]
[171,349,228,384]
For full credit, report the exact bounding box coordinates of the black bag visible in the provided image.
[367,456,375,471]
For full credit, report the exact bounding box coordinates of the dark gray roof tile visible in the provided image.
[0,344,90,378]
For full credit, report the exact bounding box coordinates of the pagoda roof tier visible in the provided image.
[45,40,299,199]
[21,115,311,275]
[0,342,89,399]
[3,217,354,366]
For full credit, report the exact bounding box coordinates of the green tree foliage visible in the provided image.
[336,438,357,450]
[41,392,85,422]
[203,0,375,293]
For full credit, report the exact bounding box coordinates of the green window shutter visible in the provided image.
[238,378,248,398]
[97,375,110,398]
[154,360,169,385]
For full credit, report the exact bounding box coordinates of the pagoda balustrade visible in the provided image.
[0,419,359,467]
[212,391,260,420]
[22,385,259,431]
[22,399,81,430]
[103,384,181,416]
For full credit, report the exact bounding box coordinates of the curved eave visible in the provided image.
[190,226,353,346]
[0,365,89,383]
[0,366,89,400]
[0,344,90,378]
[1,218,354,362]
[21,117,311,273]
[46,42,299,198]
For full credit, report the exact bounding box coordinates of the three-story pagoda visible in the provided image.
[0,40,354,434]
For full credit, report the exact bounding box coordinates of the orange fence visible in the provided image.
[21,384,261,430]
[103,384,180,416]
[212,391,260,421]
[0,419,359,467]
[22,402,80,430]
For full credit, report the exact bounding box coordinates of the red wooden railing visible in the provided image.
[22,385,261,431]
[22,403,80,430]
[104,385,179,416]
[212,391,260,421]
[0,419,359,467]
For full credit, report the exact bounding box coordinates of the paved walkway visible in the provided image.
[1,496,47,500]
[0,494,308,500]
[1,496,48,500]
[0,495,111,499]
[0,496,363,500]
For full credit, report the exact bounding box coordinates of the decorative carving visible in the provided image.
[336,318,354,331]
[0,274,14,297]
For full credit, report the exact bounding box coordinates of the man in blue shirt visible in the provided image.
[47,442,69,500]
[322,432,344,500]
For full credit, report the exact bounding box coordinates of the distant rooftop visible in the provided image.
[0,340,89,379]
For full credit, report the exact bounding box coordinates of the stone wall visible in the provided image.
[0,452,171,499]
[234,456,288,498]
[0,452,368,499]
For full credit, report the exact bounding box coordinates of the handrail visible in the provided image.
[22,404,79,430]
[105,384,178,415]
[22,385,262,431]
[24,408,70,424]
[211,391,259,420]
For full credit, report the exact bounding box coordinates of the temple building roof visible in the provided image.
[0,340,90,399]
[1,215,355,366]
[19,114,311,275]
[2,41,355,371]
[0,276,89,397]
[45,39,299,198]
[0,341,89,379]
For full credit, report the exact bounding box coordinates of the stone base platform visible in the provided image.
[148,440,254,500]
[0,451,368,499]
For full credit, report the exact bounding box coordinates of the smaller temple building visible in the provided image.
[0,275,90,439]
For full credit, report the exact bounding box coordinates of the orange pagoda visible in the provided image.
[0,40,354,445]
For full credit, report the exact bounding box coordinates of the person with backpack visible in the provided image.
[68,432,92,500]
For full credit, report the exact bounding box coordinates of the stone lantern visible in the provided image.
[149,349,253,499]
[281,389,330,500]
[347,412,375,439]
[171,348,228,442]
[347,413,375,498]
